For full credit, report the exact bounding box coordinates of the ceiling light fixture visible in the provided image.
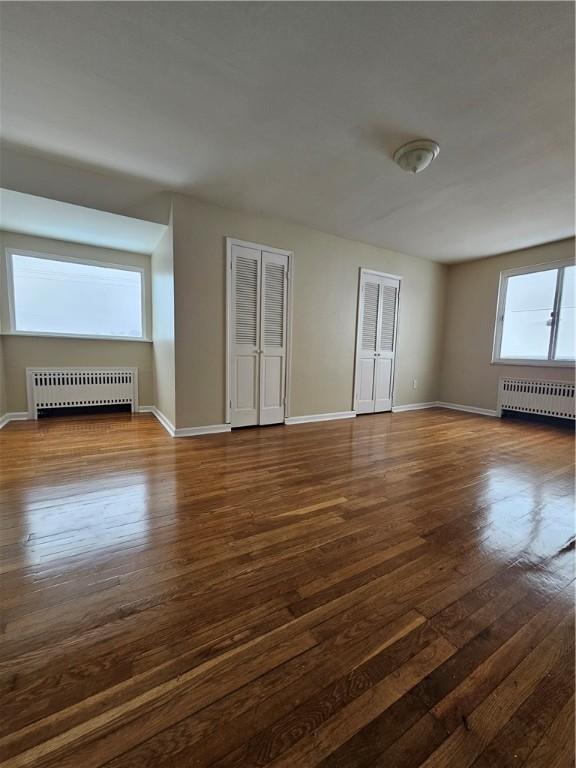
[393,139,440,174]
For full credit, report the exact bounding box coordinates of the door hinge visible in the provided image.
[229,399,232,409]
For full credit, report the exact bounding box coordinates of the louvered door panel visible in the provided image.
[379,285,398,353]
[374,277,399,412]
[263,262,285,348]
[234,256,259,345]
[230,245,261,427]
[356,279,380,413]
[361,282,379,352]
[260,251,288,425]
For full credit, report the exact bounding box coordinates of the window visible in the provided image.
[493,261,575,365]
[6,251,145,340]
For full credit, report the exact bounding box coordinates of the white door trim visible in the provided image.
[225,237,293,426]
[352,268,402,413]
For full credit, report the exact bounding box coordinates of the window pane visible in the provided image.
[555,265,575,360]
[500,269,557,360]
[12,254,143,338]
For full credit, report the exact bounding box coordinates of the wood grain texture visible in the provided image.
[0,408,574,767]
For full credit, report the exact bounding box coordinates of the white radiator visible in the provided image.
[497,377,575,420]
[26,367,138,419]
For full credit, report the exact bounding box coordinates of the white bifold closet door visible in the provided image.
[230,244,289,427]
[355,271,400,414]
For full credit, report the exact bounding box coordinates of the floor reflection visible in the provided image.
[477,465,575,568]
[17,469,177,568]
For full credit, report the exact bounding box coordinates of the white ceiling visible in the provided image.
[0,189,166,254]
[0,2,573,263]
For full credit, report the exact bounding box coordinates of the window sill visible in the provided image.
[1,332,152,343]
[491,359,575,368]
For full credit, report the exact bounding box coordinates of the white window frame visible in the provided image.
[492,259,575,367]
[4,248,149,342]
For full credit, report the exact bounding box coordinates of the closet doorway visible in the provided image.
[226,238,292,428]
[353,268,401,414]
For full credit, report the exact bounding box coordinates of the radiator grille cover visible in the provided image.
[498,377,575,420]
[26,367,138,418]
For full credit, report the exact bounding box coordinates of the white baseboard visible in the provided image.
[174,424,231,437]
[285,411,356,425]
[391,402,438,413]
[0,412,29,429]
[437,401,499,418]
[392,401,498,418]
[139,405,176,436]
[140,407,230,438]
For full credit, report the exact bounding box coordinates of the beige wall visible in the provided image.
[2,336,154,413]
[151,209,176,426]
[2,145,172,225]
[0,231,154,411]
[172,193,446,428]
[440,238,575,411]
[0,338,6,416]
[3,194,570,427]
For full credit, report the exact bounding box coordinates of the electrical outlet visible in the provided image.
[412,378,418,390]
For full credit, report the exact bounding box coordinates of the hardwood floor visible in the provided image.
[0,408,574,768]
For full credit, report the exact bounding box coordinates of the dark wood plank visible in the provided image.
[522,696,576,768]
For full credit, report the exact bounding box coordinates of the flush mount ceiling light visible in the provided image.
[393,139,440,174]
